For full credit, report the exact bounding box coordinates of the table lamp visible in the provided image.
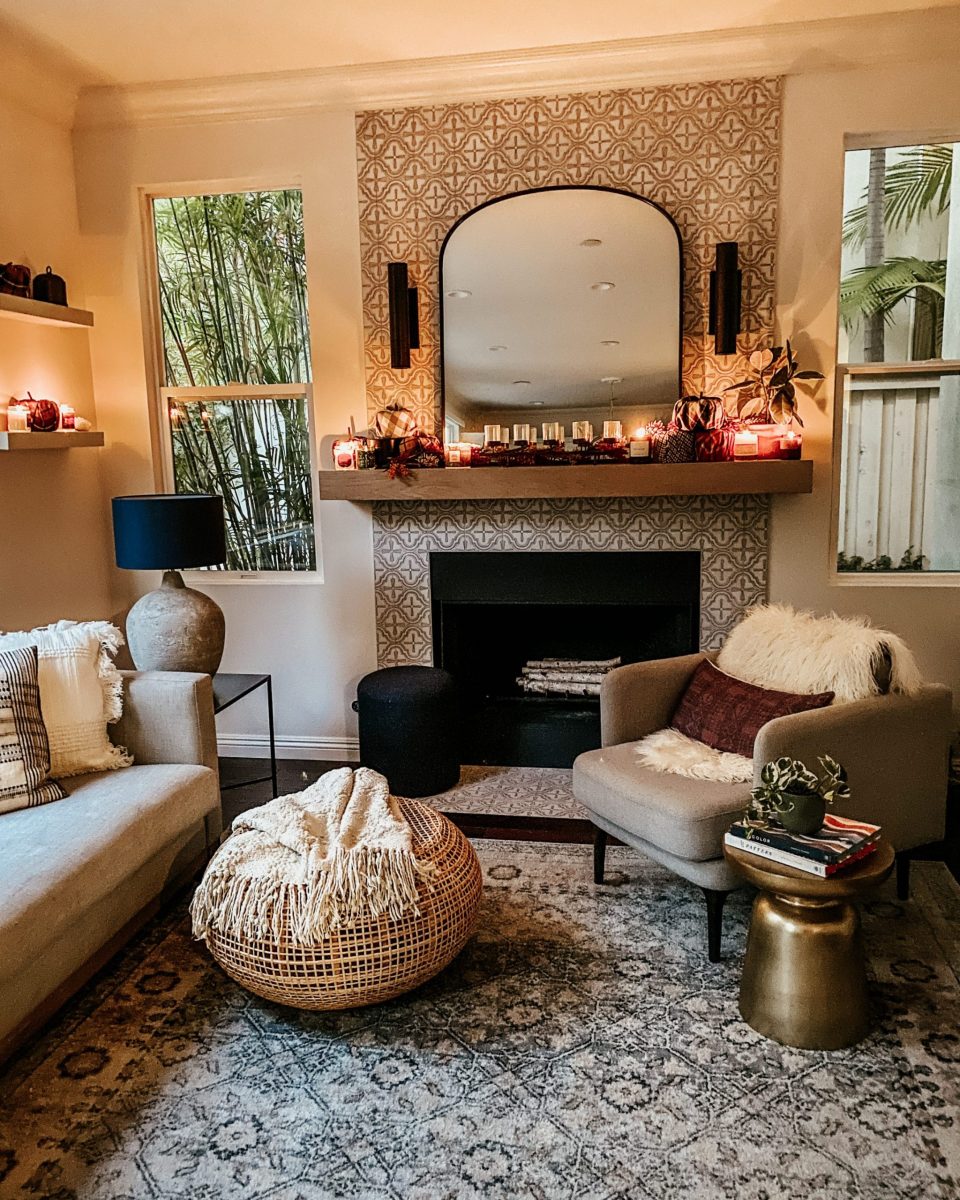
[112,494,227,675]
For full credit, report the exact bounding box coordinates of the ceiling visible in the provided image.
[0,0,956,88]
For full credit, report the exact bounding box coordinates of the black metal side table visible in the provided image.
[212,673,278,798]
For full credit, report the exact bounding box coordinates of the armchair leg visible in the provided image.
[703,888,729,963]
[593,827,608,885]
[896,852,911,901]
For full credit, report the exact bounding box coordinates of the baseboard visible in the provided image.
[216,733,360,761]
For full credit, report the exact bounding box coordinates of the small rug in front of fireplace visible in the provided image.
[418,764,588,820]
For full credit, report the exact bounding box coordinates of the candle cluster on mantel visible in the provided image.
[0,398,87,433]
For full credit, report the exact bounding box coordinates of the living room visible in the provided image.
[1,2,959,1197]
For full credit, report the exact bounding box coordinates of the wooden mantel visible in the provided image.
[317,459,813,501]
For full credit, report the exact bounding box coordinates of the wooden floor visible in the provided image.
[218,757,960,879]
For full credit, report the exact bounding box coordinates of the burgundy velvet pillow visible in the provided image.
[670,659,834,759]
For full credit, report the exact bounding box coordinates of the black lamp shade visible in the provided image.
[112,494,227,570]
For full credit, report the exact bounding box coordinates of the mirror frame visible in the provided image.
[438,185,684,430]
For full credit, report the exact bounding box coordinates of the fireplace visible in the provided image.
[430,551,700,767]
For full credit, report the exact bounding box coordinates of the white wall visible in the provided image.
[68,21,960,753]
[0,95,113,630]
[73,112,377,756]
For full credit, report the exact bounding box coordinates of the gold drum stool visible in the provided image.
[207,799,483,1010]
[724,840,895,1050]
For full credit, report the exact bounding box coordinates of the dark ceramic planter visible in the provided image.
[777,791,826,836]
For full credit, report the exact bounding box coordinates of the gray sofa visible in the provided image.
[0,671,222,1063]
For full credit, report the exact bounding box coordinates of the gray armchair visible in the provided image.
[572,651,952,961]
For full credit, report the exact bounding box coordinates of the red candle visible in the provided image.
[779,430,802,460]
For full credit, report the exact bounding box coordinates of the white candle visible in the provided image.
[572,421,594,442]
[483,424,503,445]
[542,422,561,443]
[603,420,623,440]
[629,426,651,461]
[7,404,29,432]
[734,430,759,459]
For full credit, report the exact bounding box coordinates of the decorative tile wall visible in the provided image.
[356,77,782,434]
[372,496,768,667]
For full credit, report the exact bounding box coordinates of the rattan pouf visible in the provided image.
[204,799,483,1010]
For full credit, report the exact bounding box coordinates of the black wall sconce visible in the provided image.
[388,262,421,369]
[708,241,742,356]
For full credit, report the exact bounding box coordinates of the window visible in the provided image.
[835,142,960,577]
[149,188,317,575]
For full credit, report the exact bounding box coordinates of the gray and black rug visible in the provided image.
[2,842,958,1200]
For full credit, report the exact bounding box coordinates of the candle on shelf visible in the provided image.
[628,426,652,462]
[445,441,472,467]
[572,421,594,442]
[779,429,802,459]
[59,404,76,430]
[756,428,782,459]
[332,433,360,470]
[603,420,623,441]
[484,424,507,446]
[733,429,759,459]
[542,421,561,443]
[513,424,533,445]
[0,401,7,433]
[6,403,29,433]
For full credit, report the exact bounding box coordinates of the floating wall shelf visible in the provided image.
[0,294,95,329]
[318,460,813,501]
[0,431,104,451]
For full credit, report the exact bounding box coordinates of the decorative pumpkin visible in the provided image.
[673,395,726,432]
[374,404,418,439]
[651,421,696,464]
[0,262,31,297]
[695,427,736,462]
[22,393,60,432]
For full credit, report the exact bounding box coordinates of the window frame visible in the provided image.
[829,360,960,587]
[140,180,322,585]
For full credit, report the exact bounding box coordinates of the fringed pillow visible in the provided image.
[717,604,922,703]
[0,620,132,778]
[670,659,834,759]
[0,644,67,813]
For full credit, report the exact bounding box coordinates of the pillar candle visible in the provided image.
[629,427,652,461]
[572,421,594,442]
[542,422,561,443]
[733,430,759,459]
[603,420,623,440]
[6,404,29,432]
[756,428,782,459]
[779,430,802,459]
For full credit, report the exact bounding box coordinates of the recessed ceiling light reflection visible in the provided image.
[600,339,620,346]
[446,289,472,298]
[600,376,623,384]
[530,400,544,407]
[591,281,616,291]
[489,345,508,351]
[580,238,603,247]
[512,380,532,387]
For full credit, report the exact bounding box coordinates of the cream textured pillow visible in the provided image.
[0,620,132,778]
[0,644,67,812]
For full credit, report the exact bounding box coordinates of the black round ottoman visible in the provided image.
[356,666,461,797]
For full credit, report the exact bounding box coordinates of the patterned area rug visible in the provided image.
[2,845,958,1200]
[421,765,585,818]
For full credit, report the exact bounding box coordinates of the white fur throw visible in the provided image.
[191,767,433,946]
[717,604,922,704]
[635,728,753,784]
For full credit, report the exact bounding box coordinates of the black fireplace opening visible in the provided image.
[430,551,700,768]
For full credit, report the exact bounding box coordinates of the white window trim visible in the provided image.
[158,384,322,585]
[141,180,324,585]
[829,361,960,587]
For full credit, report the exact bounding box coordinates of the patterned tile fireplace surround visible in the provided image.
[372,496,768,667]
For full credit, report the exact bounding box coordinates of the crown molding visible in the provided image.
[74,6,960,130]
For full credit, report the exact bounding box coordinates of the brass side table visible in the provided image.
[724,839,895,1050]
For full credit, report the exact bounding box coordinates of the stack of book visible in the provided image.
[724,813,881,877]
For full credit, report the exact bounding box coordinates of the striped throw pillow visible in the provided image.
[0,644,66,814]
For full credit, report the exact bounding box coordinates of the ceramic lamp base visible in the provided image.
[126,570,225,675]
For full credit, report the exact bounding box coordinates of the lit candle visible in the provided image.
[733,429,759,459]
[629,426,652,462]
[603,420,623,441]
[6,403,29,433]
[779,429,802,459]
[59,403,76,430]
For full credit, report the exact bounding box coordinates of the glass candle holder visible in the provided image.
[603,420,623,440]
[779,429,802,459]
[733,430,759,459]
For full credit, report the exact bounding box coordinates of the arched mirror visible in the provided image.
[440,186,682,436]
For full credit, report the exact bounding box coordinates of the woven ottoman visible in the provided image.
[204,799,482,1010]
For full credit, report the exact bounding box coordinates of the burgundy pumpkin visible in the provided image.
[22,394,60,432]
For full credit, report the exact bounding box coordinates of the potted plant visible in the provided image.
[724,340,824,427]
[746,755,851,836]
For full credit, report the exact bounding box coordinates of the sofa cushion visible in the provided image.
[0,644,66,813]
[573,741,750,862]
[0,763,218,983]
[670,659,833,758]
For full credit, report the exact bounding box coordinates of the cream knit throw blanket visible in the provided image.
[191,767,433,946]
